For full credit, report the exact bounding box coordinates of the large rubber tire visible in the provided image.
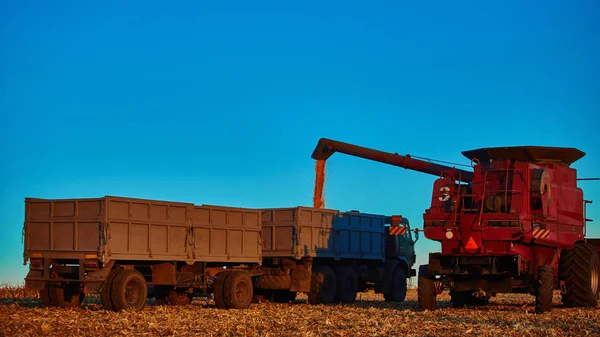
[101,269,122,311]
[535,265,555,313]
[222,271,254,309]
[560,243,600,307]
[384,266,407,302]
[308,265,337,305]
[417,265,436,310]
[335,266,358,304]
[109,269,148,311]
[48,283,84,308]
[212,271,232,309]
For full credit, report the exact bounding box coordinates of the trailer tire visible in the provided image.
[535,265,554,313]
[335,266,358,304]
[417,265,436,310]
[560,243,600,307]
[110,269,148,311]
[222,271,253,309]
[384,266,407,302]
[212,271,232,309]
[308,265,337,305]
[101,269,121,311]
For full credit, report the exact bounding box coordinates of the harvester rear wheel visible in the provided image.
[222,271,253,309]
[384,266,407,302]
[109,269,148,311]
[417,265,436,310]
[559,243,600,307]
[101,268,121,311]
[308,265,337,304]
[535,265,555,313]
[335,266,358,304]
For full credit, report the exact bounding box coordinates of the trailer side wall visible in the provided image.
[261,207,386,261]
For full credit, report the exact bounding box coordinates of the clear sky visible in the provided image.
[1,0,599,285]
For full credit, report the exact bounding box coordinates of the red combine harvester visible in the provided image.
[311,138,599,313]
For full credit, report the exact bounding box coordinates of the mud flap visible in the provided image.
[84,260,115,293]
[290,259,312,292]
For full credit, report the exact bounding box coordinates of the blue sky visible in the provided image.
[1,0,599,285]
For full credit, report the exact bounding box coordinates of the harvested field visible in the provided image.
[1,285,599,336]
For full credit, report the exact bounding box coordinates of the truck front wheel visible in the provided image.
[384,266,407,302]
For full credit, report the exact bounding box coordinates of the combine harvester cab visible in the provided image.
[311,138,600,313]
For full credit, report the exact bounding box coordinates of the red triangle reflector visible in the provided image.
[465,236,478,250]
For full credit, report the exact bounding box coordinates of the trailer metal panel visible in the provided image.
[261,207,386,261]
[24,196,262,265]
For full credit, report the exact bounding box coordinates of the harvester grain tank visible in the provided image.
[311,137,600,313]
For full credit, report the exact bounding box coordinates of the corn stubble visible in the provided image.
[1,286,598,337]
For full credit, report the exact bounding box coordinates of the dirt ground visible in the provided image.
[1,288,599,337]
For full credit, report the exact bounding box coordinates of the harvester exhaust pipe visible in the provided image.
[311,137,474,183]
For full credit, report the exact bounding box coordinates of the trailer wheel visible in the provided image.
[335,266,358,304]
[212,271,232,309]
[222,271,253,309]
[535,265,554,313]
[417,265,436,310]
[48,283,85,308]
[384,266,407,302]
[560,243,600,307]
[308,265,337,304]
[101,269,122,311]
[110,269,148,311]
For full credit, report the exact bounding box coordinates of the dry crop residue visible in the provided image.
[313,159,326,208]
[1,287,599,337]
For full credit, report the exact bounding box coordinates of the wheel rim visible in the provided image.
[591,262,599,296]
[125,279,142,306]
[235,280,250,302]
